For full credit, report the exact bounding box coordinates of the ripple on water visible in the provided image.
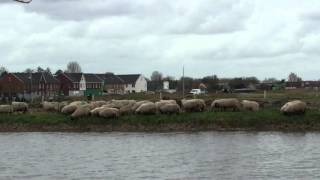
[0,132,319,179]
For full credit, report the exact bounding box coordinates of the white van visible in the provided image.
[189,89,205,95]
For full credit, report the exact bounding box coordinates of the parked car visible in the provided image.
[189,89,206,95]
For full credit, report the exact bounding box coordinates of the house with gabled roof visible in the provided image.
[96,73,125,94]
[0,72,59,101]
[56,72,103,97]
[117,74,147,93]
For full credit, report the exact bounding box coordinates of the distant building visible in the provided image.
[0,72,59,101]
[163,80,177,93]
[147,80,177,93]
[118,74,147,93]
[56,73,103,97]
[96,73,125,94]
[286,81,320,90]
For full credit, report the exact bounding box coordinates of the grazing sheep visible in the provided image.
[119,104,135,115]
[242,100,259,111]
[57,101,69,111]
[71,106,90,119]
[0,105,13,113]
[155,100,177,112]
[211,98,241,112]
[106,100,136,109]
[159,104,181,114]
[181,99,206,112]
[281,100,307,115]
[61,105,78,114]
[42,101,59,111]
[90,101,107,109]
[90,107,104,116]
[99,108,119,118]
[135,102,157,115]
[12,102,28,113]
[132,101,151,112]
[69,101,87,106]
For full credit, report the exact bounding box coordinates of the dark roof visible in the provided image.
[63,73,83,82]
[117,74,141,84]
[42,72,60,84]
[84,74,103,83]
[12,72,59,84]
[96,73,124,84]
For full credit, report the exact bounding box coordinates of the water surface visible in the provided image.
[0,132,319,179]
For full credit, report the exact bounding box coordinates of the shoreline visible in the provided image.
[1,108,320,132]
[0,123,319,132]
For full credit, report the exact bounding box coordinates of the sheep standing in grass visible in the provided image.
[135,102,157,115]
[181,99,206,112]
[71,106,91,119]
[69,101,87,106]
[42,101,59,111]
[57,101,69,111]
[242,100,259,112]
[99,108,119,118]
[90,101,107,109]
[61,105,78,114]
[132,101,151,112]
[211,98,241,112]
[281,100,307,115]
[12,102,28,113]
[0,105,13,113]
[155,100,177,112]
[119,104,134,115]
[90,107,105,116]
[159,104,181,114]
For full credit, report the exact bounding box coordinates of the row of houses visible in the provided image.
[0,72,148,100]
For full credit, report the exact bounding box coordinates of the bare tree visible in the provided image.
[288,72,302,82]
[45,67,51,73]
[66,61,82,73]
[151,71,163,82]
[37,66,44,73]
[262,78,278,83]
[0,66,7,76]
[24,68,34,73]
[13,0,32,3]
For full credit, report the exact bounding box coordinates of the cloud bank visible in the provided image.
[0,0,320,80]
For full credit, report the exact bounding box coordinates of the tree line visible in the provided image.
[0,62,304,93]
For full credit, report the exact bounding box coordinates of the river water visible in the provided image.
[0,132,320,179]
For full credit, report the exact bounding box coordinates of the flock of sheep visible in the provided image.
[0,98,307,118]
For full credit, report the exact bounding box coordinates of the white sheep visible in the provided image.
[211,98,241,111]
[242,100,259,111]
[280,100,307,115]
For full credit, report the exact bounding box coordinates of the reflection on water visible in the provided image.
[0,132,319,179]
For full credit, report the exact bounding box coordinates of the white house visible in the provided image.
[163,80,177,93]
[118,74,147,93]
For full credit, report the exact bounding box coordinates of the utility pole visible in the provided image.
[29,73,33,103]
[182,65,185,99]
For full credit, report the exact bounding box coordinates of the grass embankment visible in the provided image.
[1,108,320,132]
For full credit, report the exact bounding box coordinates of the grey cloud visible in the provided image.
[1,0,320,80]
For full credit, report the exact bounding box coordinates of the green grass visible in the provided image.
[1,108,320,131]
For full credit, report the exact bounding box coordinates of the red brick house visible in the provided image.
[0,72,60,101]
[56,73,103,96]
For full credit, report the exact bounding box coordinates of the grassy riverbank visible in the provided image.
[1,108,320,132]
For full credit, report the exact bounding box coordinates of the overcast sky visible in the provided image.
[1,0,320,80]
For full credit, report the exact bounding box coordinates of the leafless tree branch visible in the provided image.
[13,0,32,3]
